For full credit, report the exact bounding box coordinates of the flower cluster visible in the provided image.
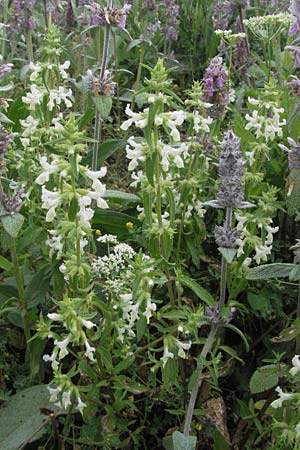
[85,69,116,97]
[279,137,300,169]
[143,0,180,41]
[85,1,131,29]
[13,0,37,31]
[202,57,232,118]
[245,96,285,143]
[216,131,245,209]
[235,212,279,265]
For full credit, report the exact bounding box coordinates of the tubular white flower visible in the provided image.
[62,390,72,409]
[82,319,96,329]
[290,355,300,376]
[54,336,71,360]
[77,397,87,414]
[161,346,174,368]
[20,115,39,137]
[22,84,44,110]
[84,340,96,361]
[271,386,294,408]
[121,104,148,130]
[36,156,59,185]
[143,299,156,324]
[41,186,62,222]
[59,61,70,79]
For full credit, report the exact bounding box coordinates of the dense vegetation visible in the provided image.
[0,0,300,449]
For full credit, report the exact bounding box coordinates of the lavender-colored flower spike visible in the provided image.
[216,131,245,208]
[2,189,24,213]
[289,0,300,36]
[85,69,116,97]
[215,226,240,248]
[13,0,37,31]
[66,0,76,31]
[202,57,230,118]
[279,137,300,169]
[85,2,132,29]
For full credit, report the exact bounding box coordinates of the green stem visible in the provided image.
[131,46,145,110]
[153,125,176,307]
[183,324,218,435]
[219,207,232,308]
[10,237,31,345]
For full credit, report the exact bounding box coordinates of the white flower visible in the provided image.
[48,87,73,111]
[62,390,72,409]
[143,299,156,324]
[22,84,44,109]
[84,340,96,361]
[126,136,145,171]
[20,115,39,137]
[47,313,62,321]
[290,355,300,376]
[77,397,87,414]
[41,186,62,222]
[43,348,59,370]
[85,167,107,191]
[175,339,192,359]
[161,346,174,368]
[46,230,64,259]
[97,234,118,244]
[82,319,96,329]
[271,386,294,408]
[29,62,42,81]
[253,244,271,264]
[47,386,61,402]
[54,336,71,359]
[59,60,70,79]
[36,156,59,185]
[120,104,148,130]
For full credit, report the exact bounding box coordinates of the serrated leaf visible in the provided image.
[0,385,64,450]
[249,365,280,394]
[93,95,112,119]
[246,263,295,280]
[1,213,24,238]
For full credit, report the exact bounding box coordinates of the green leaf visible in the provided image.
[0,385,64,450]
[103,190,140,206]
[249,365,282,394]
[224,323,249,351]
[0,255,12,271]
[162,431,197,450]
[246,263,295,280]
[1,213,24,238]
[84,139,126,168]
[178,273,214,306]
[93,95,112,119]
[218,247,237,263]
[24,271,50,308]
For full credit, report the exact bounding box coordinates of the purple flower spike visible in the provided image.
[279,138,300,169]
[289,0,300,36]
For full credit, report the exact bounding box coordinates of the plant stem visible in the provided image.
[183,324,218,436]
[220,206,232,308]
[10,237,31,345]
[92,20,111,170]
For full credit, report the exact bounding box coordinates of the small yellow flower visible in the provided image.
[95,229,102,236]
[128,395,134,402]
[195,423,202,431]
[126,221,133,229]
